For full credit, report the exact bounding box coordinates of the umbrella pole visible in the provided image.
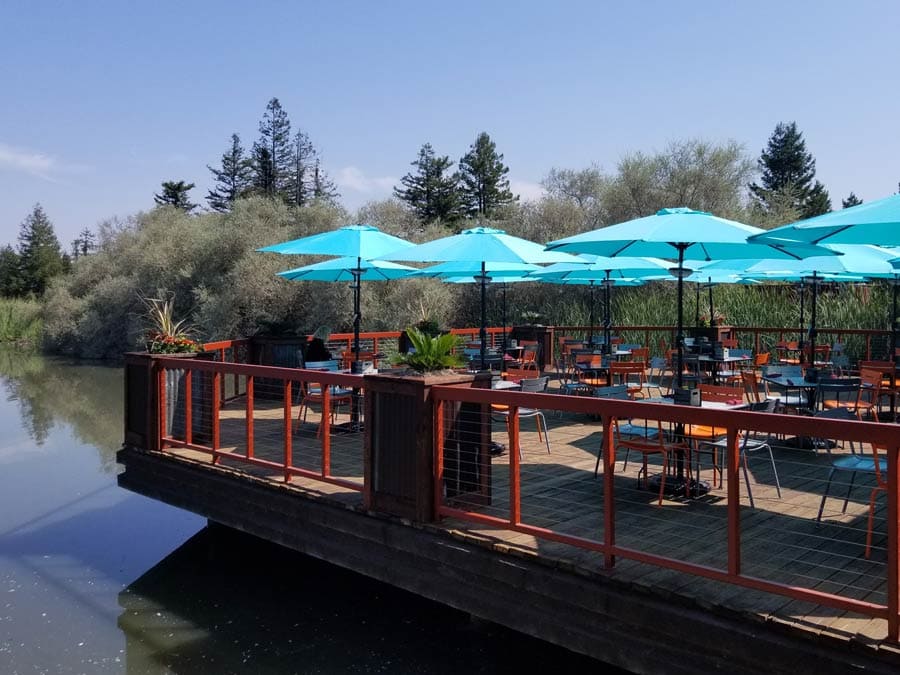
[502,282,508,353]
[480,261,487,371]
[604,272,612,355]
[695,282,700,327]
[808,272,818,367]
[893,278,898,362]
[798,279,805,356]
[352,262,362,370]
[588,281,595,346]
[708,278,715,327]
[676,246,686,389]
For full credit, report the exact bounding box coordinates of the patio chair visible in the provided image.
[816,376,862,414]
[686,384,744,487]
[491,376,551,459]
[816,438,888,559]
[609,361,646,399]
[698,399,782,507]
[615,417,692,506]
[296,360,353,436]
[640,356,670,398]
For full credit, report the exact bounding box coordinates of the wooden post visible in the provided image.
[726,426,741,576]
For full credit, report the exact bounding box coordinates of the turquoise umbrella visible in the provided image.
[377,227,579,369]
[545,207,834,387]
[259,224,414,366]
[749,193,900,247]
[277,256,416,282]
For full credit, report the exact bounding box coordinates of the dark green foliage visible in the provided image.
[457,132,517,218]
[17,204,65,296]
[207,134,253,211]
[842,192,863,208]
[394,143,461,222]
[253,98,293,200]
[71,228,96,260]
[749,121,831,218]
[312,159,339,202]
[0,245,22,297]
[392,327,464,372]
[154,180,198,212]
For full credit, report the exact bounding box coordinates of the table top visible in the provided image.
[638,396,748,411]
[492,380,521,390]
[762,374,820,388]
[693,355,752,364]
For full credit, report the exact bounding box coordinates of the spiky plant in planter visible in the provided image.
[392,327,465,373]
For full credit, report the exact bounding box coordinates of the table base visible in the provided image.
[647,474,711,499]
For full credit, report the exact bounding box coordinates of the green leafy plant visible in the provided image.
[392,327,465,372]
[142,295,201,354]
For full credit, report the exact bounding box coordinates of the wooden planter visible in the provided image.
[363,371,491,522]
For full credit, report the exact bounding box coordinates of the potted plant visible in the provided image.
[142,296,202,355]
[391,327,465,373]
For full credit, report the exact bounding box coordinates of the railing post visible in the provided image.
[184,369,193,446]
[434,398,445,520]
[322,385,331,478]
[726,426,741,576]
[888,443,899,641]
[245,375,254,459]
[602,413,616,569]
[156,365,166,450]
[283,379,292,482]
[212,371,221,462]
[508,406,520,526]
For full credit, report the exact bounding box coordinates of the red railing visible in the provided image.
[153,356,365,493]
[325,327,509,355]
[431,385,900,640]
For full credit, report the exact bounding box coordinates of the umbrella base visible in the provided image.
[647,474,710,499]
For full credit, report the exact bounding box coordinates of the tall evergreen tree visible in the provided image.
[749,121,831,218]
[394,143,461,222]
[289,130,315,206]
[154,180,197,212]
[17,204,64,296]
[207,134,253,211]
[0,245,22,297]
[252,97,293,200]
[312,158,339,202]
[70,228,96,260]
[457,132,517,217]
[842,192,863,208]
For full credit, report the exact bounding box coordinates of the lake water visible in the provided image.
[0,351,608,674]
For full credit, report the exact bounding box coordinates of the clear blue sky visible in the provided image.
[1,0,898,248]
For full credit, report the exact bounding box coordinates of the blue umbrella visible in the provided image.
[748,193,900,247]
[377,226,579,368]
[546,207,835,387]
[259,224,414,366]
[277,256,416,282]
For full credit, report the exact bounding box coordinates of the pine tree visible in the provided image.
[289,130,315,206]
[394,143,461,222]
[70,228,96,260]
[312,158,339,202]
[842,192,863,208]
[0,245,22,297]
[207,134,253,211]
[154,180,197,212]
[252,98,293,200]
[457,132,517,218]
[749,121,831,218]
[17,204,64,296]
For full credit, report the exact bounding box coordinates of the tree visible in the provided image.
[394,143,461,222]
[312,158,339,202]
[457,132,517,217]
[542,166,606,209]
[207,134,253,211]
[252,97,292,200]
[842,192,863,208]
[0,245,22,297]
[288,130,316,206]
[71,228,96,260]
[154,180,197,212]
[749,121,831,218]
[17,204,64,295]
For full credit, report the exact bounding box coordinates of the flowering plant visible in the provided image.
[141,295,201,354]
[698,311,726,327]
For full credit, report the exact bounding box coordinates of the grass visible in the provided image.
[0,297,42,344]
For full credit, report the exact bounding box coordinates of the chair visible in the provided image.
[609,361,646,398]
[340,350,376,371]
[699,399,782,507]
[571,352,609,391]
[592,384,631,477]
[686,384,744,487]
[627,347,650,364]
[297,360,353,436]
[616,418,692,505]
[491,376,551,459]
[641,356,671,398]
[720,338,739,349]
[817,377,862,414]
[816,438,888,559]
[718,348,751,385]
[751,352,771,371]
[761,365,809,413]
[741,370,781,406]
[504,366,539,383]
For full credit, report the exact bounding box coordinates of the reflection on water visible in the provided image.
[0,349,608,674]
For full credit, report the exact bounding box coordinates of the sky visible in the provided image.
[1,0,899,249]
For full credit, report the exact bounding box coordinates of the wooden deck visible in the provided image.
[161,390,900,656]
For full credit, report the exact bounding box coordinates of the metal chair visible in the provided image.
[615,417,692,506]
[297,360,353,436]
[491,376,551,459]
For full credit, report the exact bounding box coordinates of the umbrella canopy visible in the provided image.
[748,193,900,247]
[378,227,579,368]
[258,224,414,367]
[529,255,671,282]
[277,256,416,282]
[258,223,413,258]
[545,207,835,387]
[410,260,541,278]
[444,275,535,352]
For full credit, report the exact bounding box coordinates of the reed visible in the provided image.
[0,298,42,344]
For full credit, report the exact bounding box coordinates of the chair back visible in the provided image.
[753,352,770,367]
[505,367,537,383]
[741,370,763,403]
[628,347,650,365]
[815,377,860,405]
[304,359,340,371]
[720,338,738,349]
[593,384,629,399]
[610,361,645,385]
[730,348,751,359]
[698,384,744,403]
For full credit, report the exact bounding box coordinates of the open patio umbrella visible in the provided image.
[258,224,414,368]
[377,226,578,369]
[749,193,900,247]
[545,207,834,387]
[531,256,669,348]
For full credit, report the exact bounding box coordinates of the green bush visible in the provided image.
[0,297,42,344]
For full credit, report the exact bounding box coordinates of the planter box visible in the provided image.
[688,325,733,343]
[364,371,491,522]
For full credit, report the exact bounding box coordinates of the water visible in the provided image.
[0,351,608,674]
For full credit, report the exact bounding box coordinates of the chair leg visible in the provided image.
[817,468,836,522]
[537,413,551,454]
[841,472,857,513]
[657,452,668,506]
[865,487,884,559]
[766,446,782,498]
[594,433,603,478]
[741,450,755,509]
